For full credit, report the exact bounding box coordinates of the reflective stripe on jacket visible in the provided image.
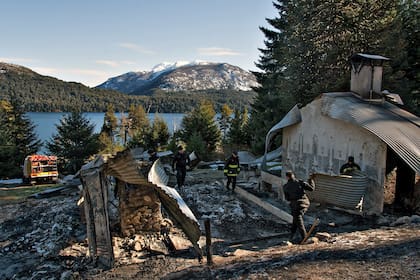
[224,156,240,176]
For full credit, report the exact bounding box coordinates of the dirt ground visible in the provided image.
[0,169,419,279]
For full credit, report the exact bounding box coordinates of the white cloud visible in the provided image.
[95,60,136,67]
[31,67,58,75]
[119,42,155,54]
[0,57,38,63]
[197,47,242,56]
[95,60,120,67]
[32,67,112,87]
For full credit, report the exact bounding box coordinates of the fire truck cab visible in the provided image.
[23,155,59,184]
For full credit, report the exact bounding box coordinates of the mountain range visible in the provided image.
[0,61,257,113]
[96,61,259,95]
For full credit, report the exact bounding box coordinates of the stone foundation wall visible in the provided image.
[117,180,163,236]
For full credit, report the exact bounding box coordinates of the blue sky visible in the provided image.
[1,0,277,87]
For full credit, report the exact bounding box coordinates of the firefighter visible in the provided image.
[224,151,240,194]
[340,156,361,174]
[172,146,190,188]
[148,149,159,163]
[283,171,315,243]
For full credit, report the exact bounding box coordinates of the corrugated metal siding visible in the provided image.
[322,92,420,173]
[309,172,368,209]
[80,150,202,255]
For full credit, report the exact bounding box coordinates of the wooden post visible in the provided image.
[82,170,114,269]
[204,218,213,265]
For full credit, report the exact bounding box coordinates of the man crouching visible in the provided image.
[283,171,315,244]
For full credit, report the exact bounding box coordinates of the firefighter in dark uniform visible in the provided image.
[340,156,361,174]
[283,171,315,243]
[224,151,240,193]
[172,146,190,188]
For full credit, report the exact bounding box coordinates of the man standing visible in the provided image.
[224,151,240,194]
[172,146,190,188]
[283,171,315,243]
[340,156,361,174]
[148,149,159,163]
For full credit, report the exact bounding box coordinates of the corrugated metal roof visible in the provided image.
[321,92,420,173]
[148,161,201,252]
[309,172,368,209]
[265,104,302,153]
[79,150,202,256]
[351,53,390,61]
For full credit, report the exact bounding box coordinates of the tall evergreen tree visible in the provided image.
[180,100,221,156]
[228,108,250,147]
[218,103,233,142]
[0,100,19,177]
[146,114,170,149]
[46,111,99,174]
[0,99,41,177]
[248,0,295,154]
[384,0,419,115]
[249,0,405,154]
[99,104,121,153]
[127,104,151,148]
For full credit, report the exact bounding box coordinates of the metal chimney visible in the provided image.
[350,53,389,99]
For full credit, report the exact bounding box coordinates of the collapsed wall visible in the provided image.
[116,180,163,236]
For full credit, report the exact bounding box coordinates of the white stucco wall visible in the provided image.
[282,97,387,187]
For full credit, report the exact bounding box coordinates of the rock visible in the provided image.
[376,215,391,226]
[315,232,331,241]
[168,234,191,251]
[307,237,319,244]
[390,216,411,226]
[60,270,73,280]
[134,241,142,251]
[410,215,420,224]
[148,240,169,255]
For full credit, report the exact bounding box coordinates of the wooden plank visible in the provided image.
[87,171,114,268]
[82,178,96,258]
[234,186,293,224]
[204,219,213,265]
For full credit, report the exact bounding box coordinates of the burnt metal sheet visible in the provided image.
[265,104,302,153]
[80,150,203,257]
[309,172,368,210]
[321,92,420,173]
[148,160,202,257]
[351,53,390,61]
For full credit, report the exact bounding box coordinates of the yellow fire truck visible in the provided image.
[23,155,59,184]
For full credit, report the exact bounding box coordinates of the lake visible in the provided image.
[27,112,185,152]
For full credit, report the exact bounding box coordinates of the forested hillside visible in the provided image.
[0,63,256,113]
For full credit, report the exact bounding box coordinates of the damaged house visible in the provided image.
[263,54,420,214]
[78,149,202,268]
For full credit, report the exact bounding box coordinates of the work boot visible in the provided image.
[289,232,297,243]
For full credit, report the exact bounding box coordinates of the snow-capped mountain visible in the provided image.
[96,62,258,94]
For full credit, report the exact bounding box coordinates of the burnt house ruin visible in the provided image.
[78,149,202,268]
[263,54,420,214]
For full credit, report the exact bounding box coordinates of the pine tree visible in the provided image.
[248,0,295,154]
[249,0,403,154]
[146,114,170,149]
[127,104,151,148]
[46,111,99,174]
[180,100,221,156]
[384,0,419,115]
[0,99,42,177]
[99,104,121,153]
[0,100,19,177]
[228,107,251,147]
[218,103,233,143]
